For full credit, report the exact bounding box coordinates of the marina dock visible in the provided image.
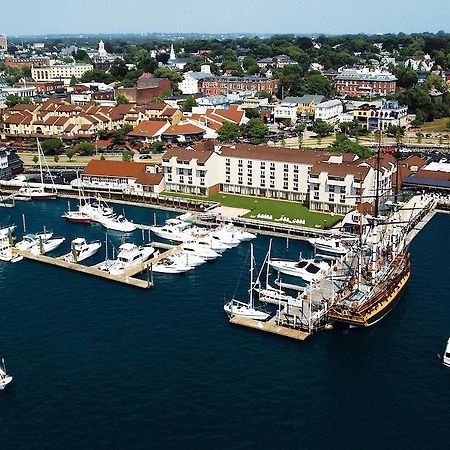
[13,242,184,289]
[229,316,309,341]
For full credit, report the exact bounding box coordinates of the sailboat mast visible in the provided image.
[249,243,254,309]
[374,123,382,218]
[266,239,272,288]
[37,138,44,187]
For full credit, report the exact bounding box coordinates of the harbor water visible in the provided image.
[0,199,449,449]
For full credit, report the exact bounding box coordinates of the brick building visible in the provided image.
[199,76,278,96]
[334,70,397,97]
[4,55,51,69]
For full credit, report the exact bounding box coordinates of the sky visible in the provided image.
[1,0,449,36]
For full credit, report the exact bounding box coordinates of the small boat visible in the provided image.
[16,232,54,251]
[152,253,193,274]
[182,241,221,260]
[150,218,202,242]
[269,256,329,283]
[0,227,23,263]
[0,358,13,390]
[101,243,155,275]
[222,223,256,241]
[100,215,136,233]
[177,249,206,267]
[224,243,270,321]
[79,196,116,223]
[195,235,230,253]
[62,210,92,224]
[443,338,450,368]
[211,226,240,247]
[61,238,102,263]
[309,237,348,256]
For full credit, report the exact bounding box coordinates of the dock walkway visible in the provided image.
[229,316,309,340]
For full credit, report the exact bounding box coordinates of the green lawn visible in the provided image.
[418,117,450,133]
[161,192,342,229]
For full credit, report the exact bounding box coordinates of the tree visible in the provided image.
[181,95,197,112]
[312,119,334,137]
[243,108,260,119]
[69,75,77,87]
[115,94,130,105]
[243,118,268,144]
[53,155,59,163]
[243,56,259,75]
[329,133,372,159]
[218,122,241,142]
[297,122,306,148]
[32,155,39,164]
[304,73,335,97]
[121,123,134,134]
[109,58,129,80]
[150,141,165,152]
[137,56,158,73]
[122,150,134,161]
[65,147,77,161]
[72,49,91,63]
[74,142,96,156]
[79,69,115,84]
[41,138,64,156]
[5,94,32,108]
[153,67,183,84]
[100,153,106,160]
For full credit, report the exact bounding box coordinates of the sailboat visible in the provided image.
[0,358,13,390]
[18,138,57,200]
[328,135,410,327]
[224,243,270,321]
[62,181,92,224]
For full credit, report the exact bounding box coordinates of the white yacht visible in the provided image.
[443,338,450,368]
[195,235,229,253]
[102,243,155,275]
[0,359,12,390]
[151,253,193,274]
[100,215,137,233]
[30,236,65,255]
[269,257,329,283]
[309,237,348,256]
[0,227,22,263]
[79,196,116,223]
[182,242,221,260]
[16,231,54,251]
[224,243,270,321]
[61,238,102,263]
[222,223,256,241]
[150,219,203,242]
[177,249,206,267]
[211,225,240,247]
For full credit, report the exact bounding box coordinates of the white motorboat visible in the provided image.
[30,236,65,255]
[102,243,155,275]
[16,232,54,251]
[62,210,92,224]
[269,257,329,283]
[222,223,256,241]
[150,218,205,242]
[0,228,22,263]
[224,243,270,321]
[195,235,230,253]
[0,359,12,390]
[100,215,137,233]
[309,237,348,256]
[443,338,450,368]
[79,196,116,223]
[182,241,221,260]
[177,249,206,267]
[61,238,102,263]
[211,225,240,247]
[151,253,193,274]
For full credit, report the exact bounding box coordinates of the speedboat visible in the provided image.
[152,254,193,274]
[62,210,92,224]
[0,359,12,390]
[102,243,155,275]
[100,215,137,233]
[182,241,221,261]
[269,257,329,283]
[309,237,348,256]
[62,238,102,263]
[443,338,450,368]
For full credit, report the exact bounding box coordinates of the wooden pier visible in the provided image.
[13,242,184,289]
[229,316,309,341]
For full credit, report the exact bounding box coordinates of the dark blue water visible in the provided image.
[0,200,449,450]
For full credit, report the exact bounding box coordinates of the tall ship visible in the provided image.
[328,143,411,328]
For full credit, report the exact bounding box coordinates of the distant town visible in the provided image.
[1,32,450,221]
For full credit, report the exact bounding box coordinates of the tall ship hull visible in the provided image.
[328,253,410,327]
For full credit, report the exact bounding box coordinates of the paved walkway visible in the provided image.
[211,205,250,218]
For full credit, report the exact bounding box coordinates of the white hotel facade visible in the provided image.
[162,143,396,214]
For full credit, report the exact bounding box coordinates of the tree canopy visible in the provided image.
[218,122,241,142]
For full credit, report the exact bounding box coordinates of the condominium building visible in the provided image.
[161,141,397,213]
[314,99,343,123]
[199,76,278,96]
[334,70,397,97]
[31,63,93,83]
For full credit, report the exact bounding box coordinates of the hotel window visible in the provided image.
[226,167,230,174]
[238,176,243,185]
[238,167,243,175]
[340,195,346,203]
[226,175,230,183]
[200,178,205,186]
[329,193,335,202]
[293,183,299,191]
[283,164,288,171]
[270,172,275,180]
[179,176,184,183]
[247,161,252,168]
[238,159,243,167]
[260,161,265,169]
[188,177,193,184]
[294,165,299,173]
[225,158,230,166]
[314,191,319,200]
[270,182,275,189]
[328,185,335,193]
[260,172,265,179]
[283,182,288,190]
[247,178,252,186]
[270,162,275,169]
[261,179,265,187]
[247,169,252,176]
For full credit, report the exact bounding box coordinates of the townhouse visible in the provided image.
[199,76,278,96]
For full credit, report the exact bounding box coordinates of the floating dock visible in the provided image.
[229,316,309,341]
[13,242,184,289]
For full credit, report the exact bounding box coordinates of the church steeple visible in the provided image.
[169,43,176,61]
